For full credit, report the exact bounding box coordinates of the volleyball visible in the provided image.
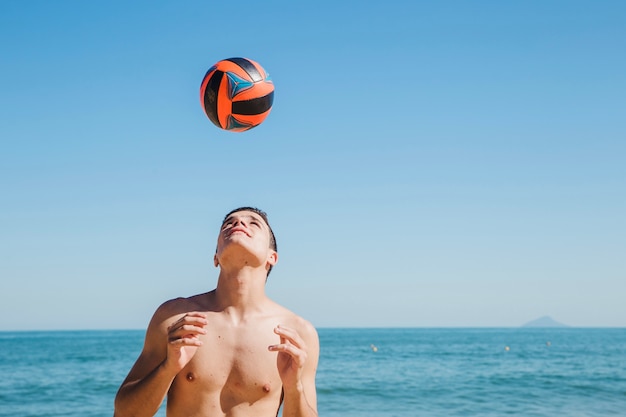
[200,57,274,132]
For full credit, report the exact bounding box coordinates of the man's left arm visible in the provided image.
[270,322,319,417]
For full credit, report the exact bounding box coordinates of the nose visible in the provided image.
[232,217,247,227]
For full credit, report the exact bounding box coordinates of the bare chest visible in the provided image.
[169,320,283,413]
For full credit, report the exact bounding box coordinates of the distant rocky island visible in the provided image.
[522,316,569,328]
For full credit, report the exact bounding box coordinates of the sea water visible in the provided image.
[0,328,625,416]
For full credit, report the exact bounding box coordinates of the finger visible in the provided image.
[178,312,208,325]
[171,321,207,334]
[168,330,205,344]
[168,313,207,331]
[274,325,305,349]
[268,343,307,363]
[183,312,208,319]
[169,337,203,347]
[168,321,207,340]
[169,324,206,340]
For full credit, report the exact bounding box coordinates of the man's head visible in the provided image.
[216,207,277,277]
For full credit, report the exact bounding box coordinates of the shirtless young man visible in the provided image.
[114,207,319,417]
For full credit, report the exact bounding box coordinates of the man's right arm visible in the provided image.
[113,302,207,417]
[113,353,179,417]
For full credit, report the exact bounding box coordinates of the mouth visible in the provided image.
[228,228,250,237]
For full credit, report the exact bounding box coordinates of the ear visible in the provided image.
[266,250,278,267]
[214,253,219,268]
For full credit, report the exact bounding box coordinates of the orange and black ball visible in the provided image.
[200,57,274,132]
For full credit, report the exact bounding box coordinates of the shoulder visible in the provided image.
[277,306,319,349]
[283,312,320,371]
[153,297,189,320]
[293,315,318,340]
[149,294,207,331]
[141,295,207,351]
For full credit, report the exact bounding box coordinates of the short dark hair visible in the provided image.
[221,206,277,277]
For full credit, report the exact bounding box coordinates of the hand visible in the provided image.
[269,325,308,392]
[165,312,207,372]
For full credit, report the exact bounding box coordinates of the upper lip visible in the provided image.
[228,227,250,237]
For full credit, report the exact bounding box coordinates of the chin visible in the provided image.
[221,240,262,258]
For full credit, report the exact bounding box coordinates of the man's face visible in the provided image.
[215,210,275,268]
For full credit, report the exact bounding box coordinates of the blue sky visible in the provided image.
[1,1,625,330]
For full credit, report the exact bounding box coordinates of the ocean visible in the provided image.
[0,328,625,416]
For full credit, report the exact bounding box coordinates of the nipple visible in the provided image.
[186,372,195,382]
[263,383,271,393]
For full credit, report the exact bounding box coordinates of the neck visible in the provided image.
[214,266,268,320]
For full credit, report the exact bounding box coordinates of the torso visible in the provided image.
[165,293,296,417]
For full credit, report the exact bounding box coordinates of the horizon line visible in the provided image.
[2,325,625,333]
